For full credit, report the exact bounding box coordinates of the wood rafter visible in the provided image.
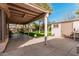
[10,9,24,15]
[0,3,10,17]
[23,13,46,24]
[8,3,41,14]
[2,3,47,24]
[7,4,40,16]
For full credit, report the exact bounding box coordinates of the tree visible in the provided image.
[32,3,52,22]
[36,3,52,32]
[30,3,53,33]
[75,4,79,15]
[76,10,79,15]
[34,3,52,13]
[39,20,41,33]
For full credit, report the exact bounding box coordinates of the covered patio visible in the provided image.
[0,3,49,52]
[0,3,79,56]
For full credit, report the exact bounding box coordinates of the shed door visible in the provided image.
[53,24,61,37]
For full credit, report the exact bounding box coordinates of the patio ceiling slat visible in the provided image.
[8,13,36,24]
[10,9,25,15]
[7,4,41,16]
[6,3,47,24]
[23,14,36,21]
[8,5,39,16]
[9,3,43,14]
[10,12,24,17]
[23,13,45,24]
[0,3,10,17]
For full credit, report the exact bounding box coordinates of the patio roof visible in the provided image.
[0,3,48,24]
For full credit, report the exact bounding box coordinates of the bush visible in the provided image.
[24,31,51,38]
[24,32,44,37]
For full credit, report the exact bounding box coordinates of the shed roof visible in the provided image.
[51,18,79,24]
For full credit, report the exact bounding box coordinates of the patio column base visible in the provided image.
[45,36,47,45]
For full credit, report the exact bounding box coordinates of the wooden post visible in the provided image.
[7,23,9,40]
[0,10,2,41]
[39,20,41,33]
[44,13,49,45]
[2,10,5,41]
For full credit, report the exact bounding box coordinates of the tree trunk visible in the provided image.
[39,20,41,33]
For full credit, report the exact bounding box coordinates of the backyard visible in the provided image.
[0,3,79,56]
[0,35,79,56]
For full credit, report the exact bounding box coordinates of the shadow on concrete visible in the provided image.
[1,37,79,56]
[4,33,34,53]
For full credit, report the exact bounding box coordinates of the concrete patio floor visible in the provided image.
[0,34,79,56]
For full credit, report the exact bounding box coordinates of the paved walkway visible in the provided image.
[0,34,79,56]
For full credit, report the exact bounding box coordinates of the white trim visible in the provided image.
[44,13,49,45]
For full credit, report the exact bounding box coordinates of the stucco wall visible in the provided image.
[61,22,73,36]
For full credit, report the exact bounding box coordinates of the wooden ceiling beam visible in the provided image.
[11,13,24,17]
[10,9,25,15]
[0,3,10,17]
[23,13,45,24]
[8,4,39,16]
[11,10,36,18]
[8,3,42,14]
[23,14,36,20]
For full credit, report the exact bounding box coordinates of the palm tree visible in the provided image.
[75,4,79,15]
[28,3,52,33]
[35,3,52,33]
[76,10,79,15]
[39,20,41,33]
[30,3,52,14]
[34,3,52,13]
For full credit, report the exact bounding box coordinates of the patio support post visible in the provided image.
[7,23,9,40]
[2,10,5,41]
[44,13,49,45]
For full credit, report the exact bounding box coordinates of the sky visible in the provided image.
[48,3,79,23]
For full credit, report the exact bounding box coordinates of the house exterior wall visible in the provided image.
[61,22,73,36]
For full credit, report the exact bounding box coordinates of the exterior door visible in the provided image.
[53,24,61,37]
